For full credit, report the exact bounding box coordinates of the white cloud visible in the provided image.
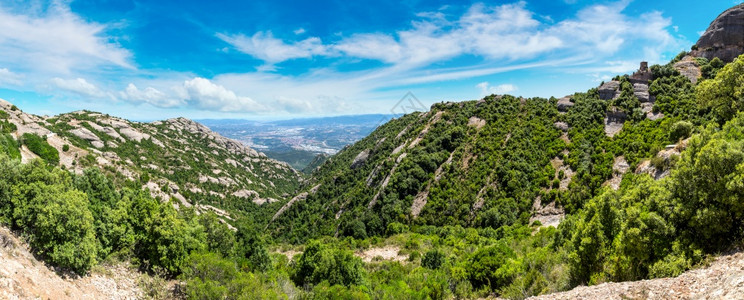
[216,31,329,66]
[293,27,306,35]
[182,77,267,112]
[333,34,403,63]
[476,82,517,96]
[220,1,680,75]
[0,68,23,86]
[51,77,105,98]
[120,83,183,108]
[0,2,131,75]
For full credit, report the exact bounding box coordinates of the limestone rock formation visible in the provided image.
[604,108,627,137]
[673,55,702,84]
[350,149,370,169]
[598,81,621,100]
[692,4,744,62]
[70,127,104,149]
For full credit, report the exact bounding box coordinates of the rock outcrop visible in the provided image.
[556,96,574,113]
[673,55,703,84]
[350,149,370,169]
[692,4,744,62]
[599,81,621,100]
[604,108,627,137]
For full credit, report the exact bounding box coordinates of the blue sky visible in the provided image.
[0,0,738,120]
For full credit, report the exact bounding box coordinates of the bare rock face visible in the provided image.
[632,83,652,103]
[70,127,104,148]
[604,108,627,137]
[350,149,370,169]
[119,127,150,142]
[673,55,702,84]
[599,81,621,100]
[692,4,744,62]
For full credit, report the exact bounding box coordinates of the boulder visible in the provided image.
[87,121,124,142]
[556,96,574,112]
[692,4,744,62]
[553,122,569,131]
[119,127,150,142]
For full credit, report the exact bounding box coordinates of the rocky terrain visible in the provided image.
[0,99,302,222]
[0,227,145,300]
[527,249,744,300]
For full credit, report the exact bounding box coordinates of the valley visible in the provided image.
[199,114,393,171]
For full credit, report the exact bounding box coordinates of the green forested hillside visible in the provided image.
[266,54,716,243]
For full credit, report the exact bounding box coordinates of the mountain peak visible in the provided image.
[692,4,744,62]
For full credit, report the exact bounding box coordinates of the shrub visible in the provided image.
[669,121,693,141]
[386,222,408,235]
[467,242,519,289]
[293,240,365,287]
[422,249,445,269]
[30,188,98,273]
[62,144,70,152]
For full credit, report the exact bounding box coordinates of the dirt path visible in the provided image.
[356,246,407,263]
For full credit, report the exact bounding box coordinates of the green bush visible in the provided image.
[30,188,98,273]
[467,242,519,289]
[22,133,58,165]
[422,249,445,269]
[293,240,365,287]
[0,120,16,133]
[669,121,693,141]
[62,144,70,152]
[386,222,408,235]
[0,133,20,159]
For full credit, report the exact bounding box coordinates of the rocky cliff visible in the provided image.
[692,4,744,62]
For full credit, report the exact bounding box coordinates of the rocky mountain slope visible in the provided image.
[0,227,146,300]
[0,99,301,220]
[527,249,744,300]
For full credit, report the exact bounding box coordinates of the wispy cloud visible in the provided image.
[221,1,680,70]
[216,31,329,69]
[0,68,23,86]
[0,2,132,75]
[51,77,106,98]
